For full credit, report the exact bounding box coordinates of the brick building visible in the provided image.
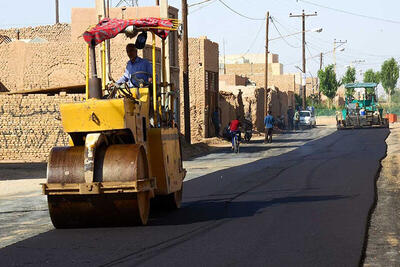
[179,36,219,142]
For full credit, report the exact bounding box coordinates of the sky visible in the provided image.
[1,0,400,81]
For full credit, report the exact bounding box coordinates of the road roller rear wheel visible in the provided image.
[46,144,151,228]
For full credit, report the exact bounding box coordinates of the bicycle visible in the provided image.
[232,132,240,154]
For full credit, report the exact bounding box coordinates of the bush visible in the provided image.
[315,108,338,116]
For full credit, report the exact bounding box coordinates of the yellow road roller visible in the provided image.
[41,17,185,228]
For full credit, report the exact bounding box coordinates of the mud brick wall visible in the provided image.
[179,37,219,142]
[219,86,266,132]
[0,24,71,43]
[0,93,84,162]
[0,40,161,92]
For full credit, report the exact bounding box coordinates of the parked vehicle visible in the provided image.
[299,110,316,128]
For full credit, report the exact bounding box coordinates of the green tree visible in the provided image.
[380,58,399,104]
[318,64,339,108]
[342,66,356,98]
[363,69,380,84]
[363,69,380,95]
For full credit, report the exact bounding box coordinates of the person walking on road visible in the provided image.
[264,111,275,143]
[211,108,221,137]
[294,109,300,131]
[287,106,294,130]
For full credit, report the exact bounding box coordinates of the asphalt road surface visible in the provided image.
[0,127,388,266]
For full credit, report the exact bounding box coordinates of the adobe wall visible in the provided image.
[0,41,161,92]
[219,86,266,132]
[225,62,283,78]
[0,24,71,42]
[179,37,219,142]
[0,5,180,162]
[219,74,247,89]
[0,93,84,162]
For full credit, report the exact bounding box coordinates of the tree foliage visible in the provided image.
[342,66,356,98]
[342,66,356,84]
[318,65,339,105]
[363,69,380,84]
[380,58,399,102]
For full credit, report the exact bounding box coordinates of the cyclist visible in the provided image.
[229,116,241,150]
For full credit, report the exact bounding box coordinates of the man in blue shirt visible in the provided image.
[264,110,275,143]
[115,43,153,87]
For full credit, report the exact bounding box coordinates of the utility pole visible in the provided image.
[290,10,317,109]
[333,39,347,73]
[182,0,191,144]
[264,12,269,115]
[319,52,323,70]
[223,38,226,74]
[55,0,59,24]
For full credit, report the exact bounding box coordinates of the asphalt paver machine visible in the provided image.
[41,17,185,228]
[336,82,389,130]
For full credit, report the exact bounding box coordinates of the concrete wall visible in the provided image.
[0,93,84,162]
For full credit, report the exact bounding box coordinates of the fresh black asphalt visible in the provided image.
[0,128,389,266]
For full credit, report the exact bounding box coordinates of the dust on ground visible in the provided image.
[364,122,400,266]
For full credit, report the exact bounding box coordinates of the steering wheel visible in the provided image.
[130,71,152,88]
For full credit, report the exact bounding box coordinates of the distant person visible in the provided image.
[287,106,294,130]
[264,111,275,143]
[229,116,241,149]
[294,109,300,130]
[211,108,221,137]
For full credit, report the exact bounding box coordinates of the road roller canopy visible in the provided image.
[83,17,179,46]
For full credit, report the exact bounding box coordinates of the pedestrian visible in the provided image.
[264,110,274,143]
[287,106,294,130]
[294,109,300,131]
[211,108,221,137]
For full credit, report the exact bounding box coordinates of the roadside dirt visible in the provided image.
[364,123,400,266]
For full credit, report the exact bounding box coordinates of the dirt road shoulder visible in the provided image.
[365,123,400,266]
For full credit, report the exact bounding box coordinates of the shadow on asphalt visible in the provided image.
[150,194,352,225]
[0,163,47,180]
[250,138,313,144]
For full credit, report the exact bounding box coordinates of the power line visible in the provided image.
[270,17,300,48]
[230,18,265,60]
[189,0,216,14]
[188,0,212,8]
[298,0,400,25]
[217,0,265,21]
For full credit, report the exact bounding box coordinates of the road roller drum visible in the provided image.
[46,144,151,228]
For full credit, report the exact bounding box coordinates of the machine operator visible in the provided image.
[115,43,153,87]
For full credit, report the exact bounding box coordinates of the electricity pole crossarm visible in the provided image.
[289,10,318,109]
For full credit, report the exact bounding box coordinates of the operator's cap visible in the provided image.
[135,31,147,49]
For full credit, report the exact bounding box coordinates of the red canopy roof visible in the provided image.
[83,17,174,46]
